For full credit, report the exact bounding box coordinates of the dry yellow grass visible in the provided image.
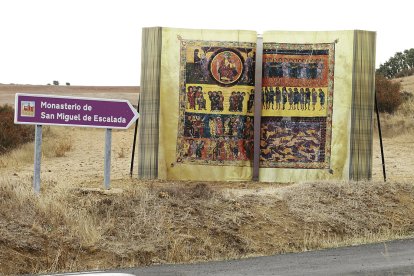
[0,127,73,168]
[394,74,414,93]
[375,80,414,138]
[1,177,414,275]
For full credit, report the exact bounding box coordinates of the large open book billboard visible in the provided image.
[137,28,376,182]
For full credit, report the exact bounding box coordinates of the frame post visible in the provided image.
[375,93,386,182]
[253,35,263,181]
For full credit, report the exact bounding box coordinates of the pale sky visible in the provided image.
[0,0,412,86]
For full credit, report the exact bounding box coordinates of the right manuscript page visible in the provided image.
[260,31,355,182]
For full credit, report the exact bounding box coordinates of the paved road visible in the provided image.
[52,238,414,276]
[116,238,414,275]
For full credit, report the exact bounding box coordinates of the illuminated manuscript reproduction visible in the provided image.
[138,28,376,182]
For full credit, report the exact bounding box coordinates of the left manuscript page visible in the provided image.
[158,28,257,181]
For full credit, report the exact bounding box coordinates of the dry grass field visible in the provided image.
[395,74,414,93]
[1,83,414,275]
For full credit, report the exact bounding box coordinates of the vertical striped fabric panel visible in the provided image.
[137,27,162,179]
[349,30,376,181]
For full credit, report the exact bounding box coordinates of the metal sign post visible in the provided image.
[33,125,42,193]
[104,128,112,189]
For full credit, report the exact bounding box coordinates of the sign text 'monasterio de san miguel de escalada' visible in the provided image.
[14,94,139,129]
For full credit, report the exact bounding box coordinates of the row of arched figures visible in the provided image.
[262,87,325,111]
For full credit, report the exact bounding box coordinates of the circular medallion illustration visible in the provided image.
[209,49,245,86]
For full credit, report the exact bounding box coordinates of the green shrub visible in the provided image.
[375,74,403,114]
[0,104,34,154]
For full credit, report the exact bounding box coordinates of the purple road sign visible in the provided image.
[14,93,139,129]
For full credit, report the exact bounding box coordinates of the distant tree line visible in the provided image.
[47,81,70,86]
[377,48,414,78]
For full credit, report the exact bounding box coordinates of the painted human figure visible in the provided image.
[261,87,266,109]
[299,60,308,79]
[232,117,240,137]
[270,57,279,78]
[200,52,209,81]
[206,140,213,159]
[309,61,317,79]
[247,89,255,113]
[195,116,205,138]
[185,115,193,137]
[192,49,202,81]
[194,49,201,64]
[230,139,238,159]
[187,86,195,110]
[229,92,235,112]
[305,88,311,110]
[238,139,247,160]
[194,86,202,109]
[282,59,290,78]
[293,88,300,110]
[187,139,195,158]
[275,58,283,78]
[228,117,234,136]
[209,117,216,137]
[282,87,288,110]
[224,117,231,135]
[209,91,218,111]
[275,87,281,110]
[268,87,275,110]
[243,51,254,83]
[218,91,224,111]
[299,88,305,110]
[237,92,245,112]
[214,91,220,111]
[289,59,299,78]
[287,88,294,110]
[233,92,240,112]
[216,117,223,136]
[182,139,190,157]
[217,137,226,160]
[244,140,254,160]
[311,88,317,111]
[224,137,231,159]
[316,59,324,79]
[263,57,270,78]
[198,92,206,110]
[209,140,218,160]
[218,52,238,82]
[195,140,205,159]
[244,117,254,139]
[263,87,269,109]
[319,88,325,110]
